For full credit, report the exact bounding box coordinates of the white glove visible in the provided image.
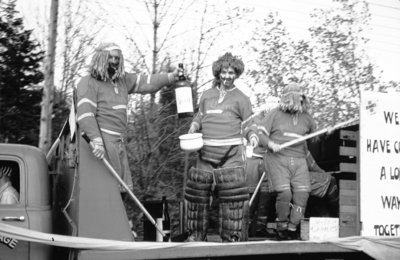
[90,138,105,159]
[249,134,259,148]
[326,126,334,135]
[268,141,281,153]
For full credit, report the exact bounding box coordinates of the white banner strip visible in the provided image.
[0,223,220,250]
[1,223,399,259]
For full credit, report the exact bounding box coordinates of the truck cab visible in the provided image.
[0,123,135,260]
[0,144,52,260]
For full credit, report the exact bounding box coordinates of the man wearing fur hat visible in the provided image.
[76,42,182,193]
[0,165,19,204]
[186,52,254,242]
[247,83,316,240]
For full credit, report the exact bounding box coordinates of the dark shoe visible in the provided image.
[230,235,239,242]
[266,227,277,238]
[222,234,240,242]
[287,229,300,240]
[276,230,288,240]
[171,232,189,242]
[254,229,266,237]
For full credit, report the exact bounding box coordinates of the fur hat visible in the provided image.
[212,52,244,78]
[0,166,12,178]
[211,52,244,87]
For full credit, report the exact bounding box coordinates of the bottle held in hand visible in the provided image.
[175,63,194,118]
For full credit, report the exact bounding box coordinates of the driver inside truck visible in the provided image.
[0,165,19,205]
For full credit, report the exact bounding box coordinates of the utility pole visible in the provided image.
[152,0,158,75]
[150,0,159,107]
[39,0,59,153]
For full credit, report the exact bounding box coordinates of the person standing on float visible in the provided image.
[185,52,255,242]
[76,42,181,194]
[247,83,316,240]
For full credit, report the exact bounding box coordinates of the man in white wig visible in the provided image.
[76,42,182,193]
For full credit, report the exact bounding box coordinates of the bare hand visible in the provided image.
[188,124,197,134]
[172,66,184,81]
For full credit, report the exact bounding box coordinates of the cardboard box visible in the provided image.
[301,217,339,241]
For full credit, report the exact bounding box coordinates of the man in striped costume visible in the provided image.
[244,97,338,238]
[185,52,255,242]
[247,83,316,240]
[246,147,339,238]
[76,42,181,193]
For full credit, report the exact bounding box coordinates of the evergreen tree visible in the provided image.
[0,0,44,145]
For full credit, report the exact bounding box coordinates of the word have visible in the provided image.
[0,235,18,249]
[366,139,400,154]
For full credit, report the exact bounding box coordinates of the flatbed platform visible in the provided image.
[78,238,371,260]
[1,223,397,260]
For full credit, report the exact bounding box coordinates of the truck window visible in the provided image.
[0,160,20,205]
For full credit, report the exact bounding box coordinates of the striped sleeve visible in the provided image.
[256,108,277,147]
[76,77,101,141]
[126,73,172,94]
[243,112,263,141]
[239,94,253,122]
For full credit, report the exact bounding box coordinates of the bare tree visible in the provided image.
[50,0,100,139]
[309,0,377,126]
[56,1,98,102]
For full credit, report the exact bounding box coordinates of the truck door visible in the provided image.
[0,158,29,260]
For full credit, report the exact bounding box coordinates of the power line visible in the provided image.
[230,0,400,35]
[371,22,400,31]
[369,47,400,55]
[85,0,400,37]
[369,2,400,12]
[371,11,400,22]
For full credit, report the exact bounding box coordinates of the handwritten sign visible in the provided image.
[360,91,400,237]
[309,217,339,240]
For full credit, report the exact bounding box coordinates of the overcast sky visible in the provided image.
[15,0,400,82]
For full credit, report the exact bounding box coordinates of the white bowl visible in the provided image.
[179,133,203,152]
